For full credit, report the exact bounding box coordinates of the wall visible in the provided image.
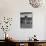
[0,0,46,40]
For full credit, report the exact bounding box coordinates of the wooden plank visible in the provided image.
[24,43,28,46]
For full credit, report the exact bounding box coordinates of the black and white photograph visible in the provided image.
[20,12,33,28]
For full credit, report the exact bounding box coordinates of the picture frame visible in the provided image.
[20,12,33,28]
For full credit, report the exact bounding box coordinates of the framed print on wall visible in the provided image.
[20,12,33,28]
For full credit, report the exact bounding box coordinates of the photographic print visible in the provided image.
[20,12,33,28]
